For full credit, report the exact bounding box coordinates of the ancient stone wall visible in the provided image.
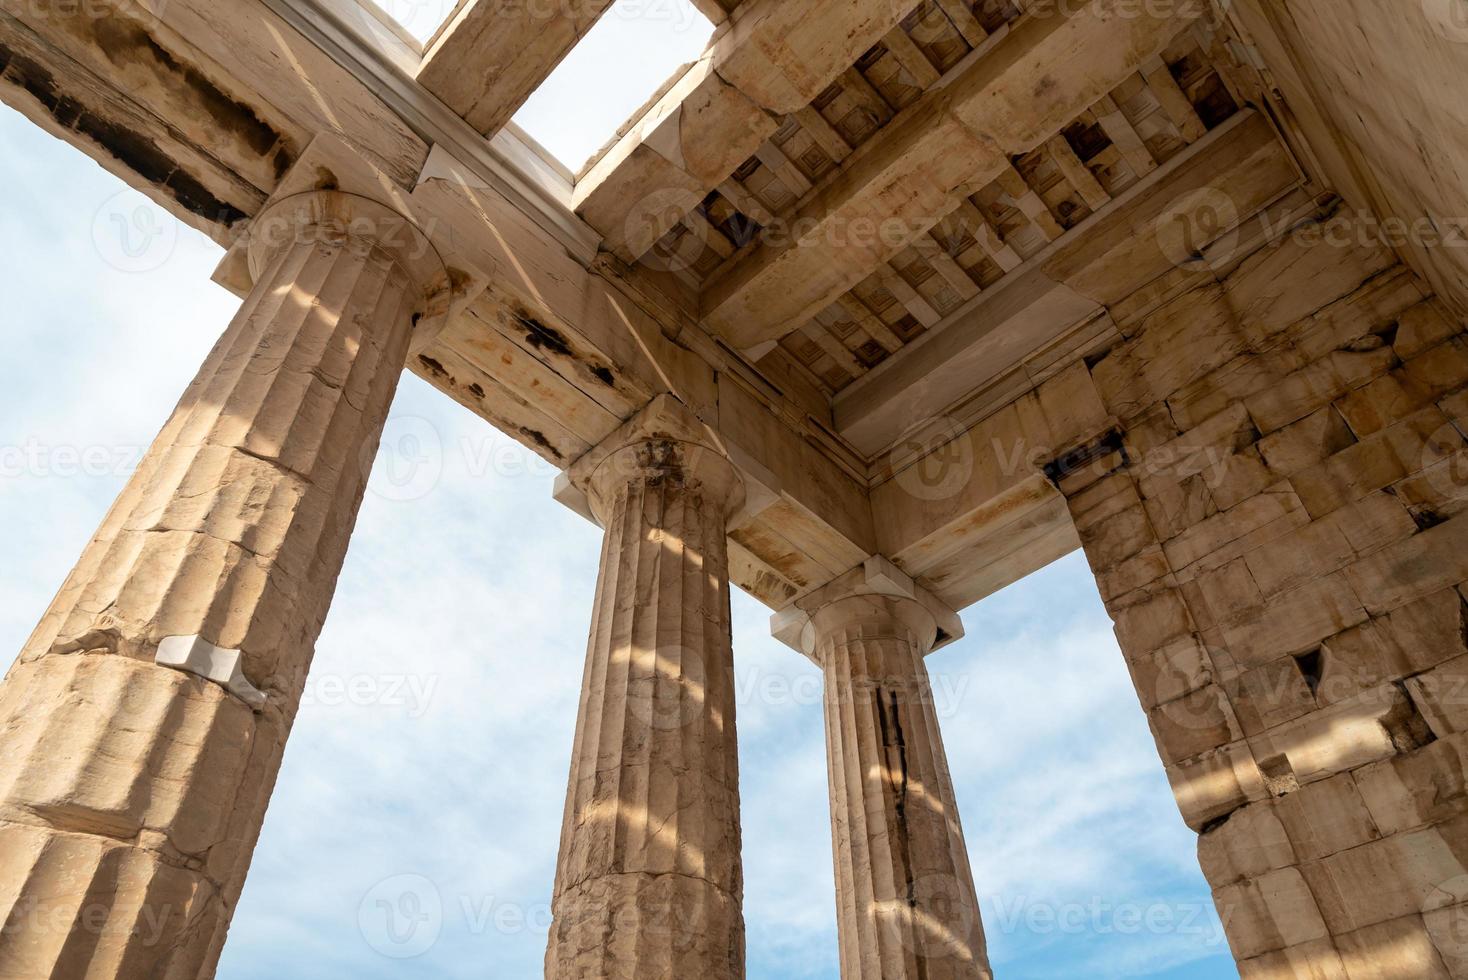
[1052,203,1468,977]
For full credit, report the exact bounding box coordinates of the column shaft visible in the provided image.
[814,596,991,980]
[0,193,441,978]
[546,438,745,979]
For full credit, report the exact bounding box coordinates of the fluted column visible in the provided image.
[0,190,448,978]
[811,592,991,980]
[546,421,746,979]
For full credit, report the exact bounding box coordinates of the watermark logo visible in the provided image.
[92,189,177,274]
[369,415,444,503]
[1418,421,1468,511]
[358,874,443,959]
[625,189,706,275]
[1423,875,1468,954]
[1156,186,1240,272]
[1424,0,1468,43]
[892,416,975,503]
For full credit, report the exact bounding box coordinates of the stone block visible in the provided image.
[1067,471,1141,532]
[1167,741,1268,832]
[1258,406,1359,476]
[1113,587,1194,655]
[1228,657,1318,737]
[1395,301,1462,360]
[1248,684,1411,786]
[1380,590,1468,674]
[1199,800,1297,885]
[1303,826,1468,935]
[1394,448,1468,524]
[1247,348,1398,435]
[1334,914,1453,979]
[1079,499,1156,571]
[1354,734,1468,837]
[1097,545,1172,603]
[1317,621,1415,707]
[1238,939,1348,980]
[1225,227,1396,347]
[1212,447,1280,511]
[1150,683,1244,764]
[1222,573,1368,667]
[1348,516,1468,614]
[1138,401,1259,483]
[1337,373,1436,438]
[1333,492,1420,556]
[1121,403,1185,458]
[1164,486,1309,574]
[1292,408,1463,519]
[1168,357,1286,432]
[1244,513,1358,598]
[1407,655,1468,738]
[1142,472,1218,543]
[1215,867,1331,960]
[1443,389,1468,430]
[1402,338,1468,401]
[1125,634,1214,709]
[1288,268,1426,368]
[1424,903,1468,977]
[1197,558,1266,627]
[1094,285,1245,420]
[1274,772,1381,863]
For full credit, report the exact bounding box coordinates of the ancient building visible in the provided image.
[1,0,1467,976]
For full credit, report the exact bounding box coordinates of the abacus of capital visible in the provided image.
[5,0,1468,976]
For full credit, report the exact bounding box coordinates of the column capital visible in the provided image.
[247,189,449,303]
[771,555,964,663]
[555,393,746,527]
[218,132,488,351]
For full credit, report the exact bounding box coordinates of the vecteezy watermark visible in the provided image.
[1156,191,1468,273]
[368,415,445,503]
[355,874,721,959]
[611,662,975,732]
[1155,186,1242,272]
[1423,0,1468,43]
[625,195,951,275]
[1419,421,1468,511]
[986,894,1228,943]
[0,896,175,948]
[93,188,180,274]
[1288,209,1468,252]
[892,416,977,503]
[295,672,441,718]
[359,874,444,959]
[0,439,145,480]
[1423,875,1468,948]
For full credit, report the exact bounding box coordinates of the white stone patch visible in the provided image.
[155,635,267,710]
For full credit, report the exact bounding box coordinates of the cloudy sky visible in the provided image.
[0,2,1238,976]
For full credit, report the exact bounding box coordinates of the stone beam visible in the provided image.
[417,0,618,138]
[574,0,914,261]
[836,110,1299,457]
[862,112,1309,613]
[700,0,1202,352]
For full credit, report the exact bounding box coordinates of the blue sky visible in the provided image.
[0,31,1237,978]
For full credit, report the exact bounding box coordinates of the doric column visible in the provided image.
[0,189,449,978]
[546,396,747,979]
[781,559,991,980]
